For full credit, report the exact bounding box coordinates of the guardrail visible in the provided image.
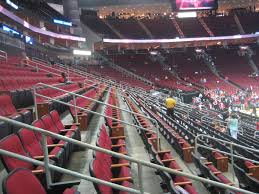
[195,134,259,182]
[0,116,256,194]
[33,83,160,149]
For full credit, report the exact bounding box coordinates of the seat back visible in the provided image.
[18,128,43,158]
[89,159,113,194]
[3,168,46,194]
[50,110,64,131]
[0,134,33,172]
[32,119,53,145]
[41,114,59,134]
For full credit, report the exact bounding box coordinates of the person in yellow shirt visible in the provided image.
[165,96,176,118]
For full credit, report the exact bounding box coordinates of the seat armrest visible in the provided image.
[31,169,44,174]
[110,177,132,183]
[182,146,194,150]
[34,155,56,160]
[110,136,126,140]
[215,156,228,160]
[17,107,33,112]
[111,144,126,148]
[162,159,175,163]
[60,129,75,132]
[47,144,64,148]
[111,163,130,168]
[158,150,171,154]
[174,181,192,186]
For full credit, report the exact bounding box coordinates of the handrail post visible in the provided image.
[73,95,78,123]
[194,135,200,155]
[42,134,52,188]
[230,142,235,182]
[33,87,39,120]
[137,163,144,194]
[154,120,160,151]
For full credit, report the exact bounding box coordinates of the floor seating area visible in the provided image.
[130,92,259,193]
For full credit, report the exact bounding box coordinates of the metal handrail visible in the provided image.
[34,83,159,136]
[195,134,259,182]
[34,90,157,135]
[21,59,61,76]
[0,116,255,194]
[22,59,64,75]
[201,115,228,126]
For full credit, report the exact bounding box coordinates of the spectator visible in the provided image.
[59,72,68,83]
[227,114,239,139]
[165,95,176,119]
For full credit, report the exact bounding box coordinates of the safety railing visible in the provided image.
[55,62,152,97]
[201,115,227,126]
[32,57,50,65]
[0,116,256,194]
[33,83,160,149]
[195,134,259,182]
[0,49,7,62]
[21,59,61,76]
[22,58,64,75]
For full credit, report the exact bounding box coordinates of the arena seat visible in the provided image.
[89,158,132,194]
[17,127,64,181]
[32,120,67,168]
[41,114,74,158]
[2,168,80,194]
[50,110,81,146]
[0,134,44,175]
[97,125,127,155]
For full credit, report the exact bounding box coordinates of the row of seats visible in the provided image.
[137,94,259,193]
[90,91,132,194]
[135,96,195,164]
[37,83,92,118]
[69,85,107,130]
[124,96,198,194]
[0,111,81,184]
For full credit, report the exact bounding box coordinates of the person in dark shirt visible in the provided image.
[59,72,68,83]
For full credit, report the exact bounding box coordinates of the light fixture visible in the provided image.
[177,12,197,18]
[73,50,92,56]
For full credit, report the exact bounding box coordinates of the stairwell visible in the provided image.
[198,17,214,37]
[172,18,185,38]
[137,20,154,39]
[233,14,245,35]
